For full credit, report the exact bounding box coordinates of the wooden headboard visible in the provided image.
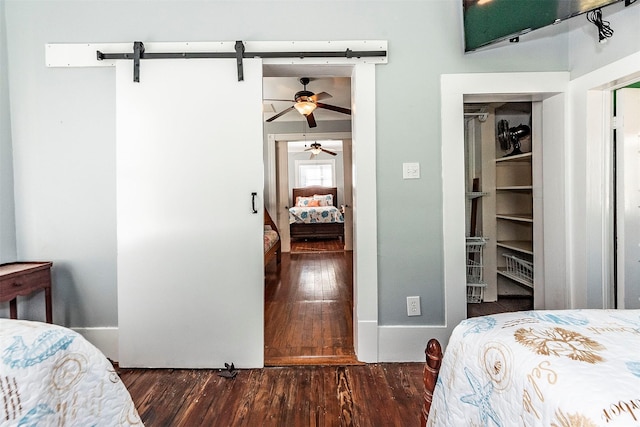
[292,186,338,206]
[264,207,278,233]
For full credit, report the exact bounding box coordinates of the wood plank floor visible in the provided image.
[290,237,345,253]
[264,249,357,365]
[117,239,427,426]
[118,362,425,426]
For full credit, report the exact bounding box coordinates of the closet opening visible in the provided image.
[464,102,537,318]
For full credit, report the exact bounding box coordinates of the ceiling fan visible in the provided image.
[265,77,351,128]
[305,142,337,159]
[497,119,530,156]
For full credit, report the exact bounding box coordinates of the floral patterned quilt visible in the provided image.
[0,319,143,426]
[264,228,279,252]
[428,309,640,427]
[288,206,344,224]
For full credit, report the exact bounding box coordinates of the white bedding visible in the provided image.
[0,319,143,426]
[288,206,344,224]
[429,309,640,427]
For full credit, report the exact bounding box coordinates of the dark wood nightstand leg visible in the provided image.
[9,298,17,319]
[45,287,52,323]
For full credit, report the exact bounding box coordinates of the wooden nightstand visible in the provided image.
[0,262,53,323]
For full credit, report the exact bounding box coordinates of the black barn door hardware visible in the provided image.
[96,41,387,82]
[251,192,258,214]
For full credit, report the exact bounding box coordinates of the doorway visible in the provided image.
[615,85,640,309]
[264,130,355,364]
[441,72,569,343]
[261,61,379,363]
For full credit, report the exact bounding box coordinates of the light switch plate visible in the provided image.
[403,162,420,179]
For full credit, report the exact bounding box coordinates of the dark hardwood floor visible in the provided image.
[264,245,357,366]
[118,362,425,427]
[467,296,533,318]
[118,239,427,426]
[290,237,345,253]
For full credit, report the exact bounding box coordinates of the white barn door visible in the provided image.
[616,88,640,309]
[116,59,264,368]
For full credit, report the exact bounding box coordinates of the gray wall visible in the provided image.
[2,0,577,328]
[0,0,16,265]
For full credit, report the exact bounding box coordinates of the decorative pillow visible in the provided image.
[296,196,315,207]
[307,199,321,207]
[314,194,334,206]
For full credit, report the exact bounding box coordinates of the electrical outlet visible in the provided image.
[402,162,420,179]
[406,296,421,316]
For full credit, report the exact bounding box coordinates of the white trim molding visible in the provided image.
[441,72,569,347]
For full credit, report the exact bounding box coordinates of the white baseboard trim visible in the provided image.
[72,327,118,361]
[355,320,378,363]
[378,325,452,362]
[69,325,453,364]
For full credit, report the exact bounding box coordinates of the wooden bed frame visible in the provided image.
[264,208,281,266]
[421,338,443,427]
[290,186,344,240]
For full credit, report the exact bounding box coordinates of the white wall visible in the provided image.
[4,0,573,359]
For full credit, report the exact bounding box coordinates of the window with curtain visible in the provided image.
[295,160,336,187]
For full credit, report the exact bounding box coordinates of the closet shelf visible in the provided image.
[496,214,533,222]
[497,240,533,255]
[496,186,532,191]
[466,191,489,199]
[497,268,534,288]
[495,152,532,163]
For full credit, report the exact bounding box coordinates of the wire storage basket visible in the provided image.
[466,237,487,303]
[502,254,533,286]
[467,283,486,304]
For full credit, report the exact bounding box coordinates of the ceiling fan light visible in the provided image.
[311,147,322,155]
[294,101,317,116]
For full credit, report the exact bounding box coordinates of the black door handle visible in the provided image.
[251,192,258,214]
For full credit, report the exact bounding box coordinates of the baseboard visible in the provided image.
[71,327,118,361]
[378,325,452,362]
[355,320,378,363]
[69,325,453,364]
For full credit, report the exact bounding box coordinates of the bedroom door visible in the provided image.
[616,87,640,309]
[116,59,264,368]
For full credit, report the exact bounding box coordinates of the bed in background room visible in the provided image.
[422,309,640,427]
[264,207,281,267]
[1,319,143,426]
[289,186,344,240]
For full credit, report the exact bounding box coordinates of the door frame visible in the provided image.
[264,63,378,362]
[614,88,640,309]
[268,132,352,252]
[569,53,640,309]
[441,72,570,345]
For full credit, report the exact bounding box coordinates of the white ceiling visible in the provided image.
[263,76,352,123]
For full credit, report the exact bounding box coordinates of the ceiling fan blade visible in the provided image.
[321,148,337,156]
[309,152,317,159]
[306,112,317,128]
[263,98,294,102]
[316,103,351,115]
[266,106,296,122]
[311,92,332,102]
